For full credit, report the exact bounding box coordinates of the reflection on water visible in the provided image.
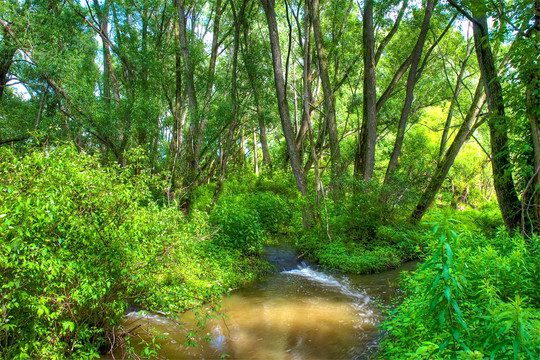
[105,249,417,359]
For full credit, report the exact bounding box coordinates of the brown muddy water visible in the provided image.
[104,246,417,359]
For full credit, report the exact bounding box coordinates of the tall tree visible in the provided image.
[309,0,342,179]
[356,0,377,180]
[447,0,523,231]
[242,2,272,168]
[383,0,437,184]
[261,0,308,199]
[0,23,17,102]
[410,79,486,223]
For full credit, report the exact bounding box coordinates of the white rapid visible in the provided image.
[103,248,417,360]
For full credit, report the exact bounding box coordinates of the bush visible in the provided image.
[210,195,264,255]
[248,191,292,234]
[423,203,504,237]
[0,146,263,359]
[378,218,540,359]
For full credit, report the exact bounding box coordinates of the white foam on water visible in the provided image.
[125,311,171,325]
[282,265,370,303]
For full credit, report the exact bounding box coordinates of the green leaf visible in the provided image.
[444,286,451,302]
[444,242,453,265]
[443,263,450,282]
[62,321,75,332]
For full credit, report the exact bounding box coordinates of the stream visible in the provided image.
[105,245,417,359]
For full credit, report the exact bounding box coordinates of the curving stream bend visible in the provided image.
[106,246,417,359]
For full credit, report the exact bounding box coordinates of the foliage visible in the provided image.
[423,202,504,237]
[208,171,299,254]
[295,177,428,274]
[379,217,540,359]
[0,146,263,359]
[210,195,265,255]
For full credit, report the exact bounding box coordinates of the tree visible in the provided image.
[383,0,438,184]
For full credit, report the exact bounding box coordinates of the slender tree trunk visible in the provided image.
[473,11,521,231]
[356,0,377,180]
[253,129,259,176]
[261,0,308,201]
[195,0,223,159]
[239,125,245,167]
[309,0,342,179]
[303,1,320,226]
[526,80,540,231]
[410,79,486,223]
[94,0,120,104]
[374,0,408,65]
[175,0,223,209]
[376,53,412,113]
[523,1,540,232]
[169,19,185,196]
[241,4,272,168]
[296,9,312,155]
[213,0,244,203]
[0,25,18,102]
[175,0,200,205]
[383,0,437,184]
[439,45,471,161]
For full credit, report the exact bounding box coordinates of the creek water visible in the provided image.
[105,246,417,359]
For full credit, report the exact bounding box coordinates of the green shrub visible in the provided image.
[210,195,264,255]
[378,217,540,359]
[316,240,403,274]
[423,202,504,237]
[248,191,291,234]
[0,146,264,359]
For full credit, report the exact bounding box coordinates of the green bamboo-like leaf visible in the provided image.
[444,242,453,265]
[444,286,451,302]
[443,263,450,282]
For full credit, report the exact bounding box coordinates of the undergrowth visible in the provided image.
[378,216,540,359]
[0,146,265,359]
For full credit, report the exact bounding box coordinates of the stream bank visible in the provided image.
[104,245,417,359]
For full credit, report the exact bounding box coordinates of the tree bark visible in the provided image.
[94,0,120,104]
[383,0,437,184]
[175,0,223,209]
[261,0,308,199]
[438,44,471,161]
[410,79,486,223]
[0,24,17,102]
[523,0,540,232]
[241,11,272,168]
[213,0,245,203]
[472,11,521,231]
[309,0,342,179]
[253,129,259,176]
[355,0,377,180]
[175,0,200,202]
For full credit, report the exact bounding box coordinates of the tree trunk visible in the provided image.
[410,79,486,223]
[175,0,223,210]
[261,0,308,200]
[523,1,540,233]
[309,0,342,179]
[0,24,18,102]
[356,0,377,180]
[253,129,259,176]
[473,12,521,231]
[296,9,312,156]
[241,13,272,168]
[169,19,185,197]
[175,0,200,207]
[439,44,471,161]
[526,81,540,231]
[383,0,437,184]
[213,0,245,204]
